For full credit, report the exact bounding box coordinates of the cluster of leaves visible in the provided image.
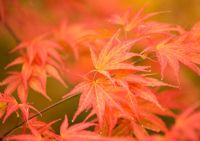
[0,1,200,141]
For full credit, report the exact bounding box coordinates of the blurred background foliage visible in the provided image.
[0,0,200,134]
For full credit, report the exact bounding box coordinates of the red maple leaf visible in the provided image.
[89,30,149,82]
[63,77,126,129]
[108,8,168,33]
[145,36,200,83]
[169,104,200,141]
[0,94,39,123]
[59,115,135,141]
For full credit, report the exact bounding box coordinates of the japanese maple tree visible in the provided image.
[0,1,199,141]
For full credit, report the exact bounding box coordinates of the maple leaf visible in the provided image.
[3,53,67,101]
[110,108,168,140]
[53,20,93,59]
[64,72,170,137]
[63,77,127,129]
[111,115,165,140]
[169,104,200,141]
[111,117,158,140]
[146,37,200,83]
[1,69,49,102]
[10,34,67,87]
[145,104,200,141]
[106,93,168,139]
[101,71,173,138]
[64,57,172,135]
[123,75,172,132]
[12,34,61,64]
[0,94,39,123]
[89,30,149,81]
[59,115,97,141]
[114,72,174,114]
[108,8,168,33]
[59,115,136,141]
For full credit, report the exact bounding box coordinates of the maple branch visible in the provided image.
[0,20,20,43]
[2,94,79,138]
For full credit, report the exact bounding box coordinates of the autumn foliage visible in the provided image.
[0,1,200,141]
